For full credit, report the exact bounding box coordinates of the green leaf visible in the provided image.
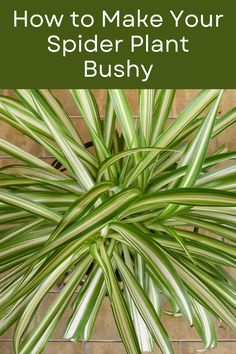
[14,250,87,353]
[151,90,175,143]
[109,90,139,150]
[15,89,82,144]
[122,245,153,352]
[124,90,221,186]
[26,90,95,190]
[157,91,224,220]
[114,251,174,354]
[139,89,155,146]
[0,89,235,353]
[18,255,92,354]
[170,255,236,330]
[97,147,175,183]
[191,298,217,349]
[103,92,116,150]
[0,189,60,223]
[64,240,116,340]
[72,89,118,180]
[111,223,193,324]
[91,242,141,354]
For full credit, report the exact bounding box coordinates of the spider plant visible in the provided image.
[0,89,235,354]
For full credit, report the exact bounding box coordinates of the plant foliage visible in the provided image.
[0,89,235,354]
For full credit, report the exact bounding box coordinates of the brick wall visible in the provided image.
[0,90,235,354]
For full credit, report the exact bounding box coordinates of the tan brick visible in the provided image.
[216,90,236,151]
[0,342,13,354]
[207,138,218,155]
[36,293,73,340]
[1,314,37,341]
[40,147,53,158]
[51,90,80,117]
[41,118,91,157]
[0,89,15,97]
[51,89,107,117]
[35,292,230,343]
[181,340,236,354]
[229,328,236,340]
[92,90,107,116]
[166,117,218,156]
[216,123,236,151]
[0,121,41,157]
[172,90,236,119]
[43,341,83,354]
[125,89,139,116]
[0,158,19,167]
[0,341,83,354]
[51,89,138,117]
[172,90,201,117]
[84,342,180,354]
[2,89,236,121]
[0,156,58,169]
[162,315,228,341]
[91,296,228,342]
[93,89,138,116]
[218,90,236,116]
[84,342,126,354]
[151,343,180,354]
[91,295,204,342]
[36,294,119,341]
[72,118,93,144]
[0,324,15,341]
[226,267,236,279]
[91,297,120,340]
